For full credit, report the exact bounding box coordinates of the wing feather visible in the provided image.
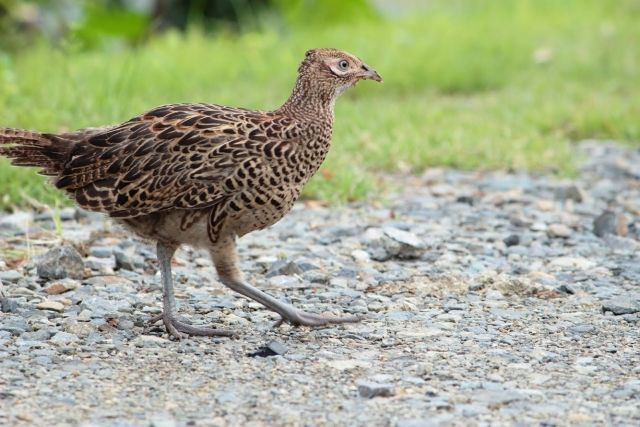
[55,103,300,218]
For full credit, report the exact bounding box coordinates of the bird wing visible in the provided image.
[56,103,301,218]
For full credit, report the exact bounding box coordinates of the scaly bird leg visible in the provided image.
[153,242,234,339]
[210,238,360,327]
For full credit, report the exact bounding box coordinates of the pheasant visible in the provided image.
[0,48,382,339]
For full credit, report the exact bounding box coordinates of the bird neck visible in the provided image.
[277,76,336,123]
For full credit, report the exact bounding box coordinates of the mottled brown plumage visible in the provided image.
[0,48,382,338]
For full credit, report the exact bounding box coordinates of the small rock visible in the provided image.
[567,324,596,335]
[49,331,79,345]
[503,234,520,247]
[602,297,640,315]
[114,247,142,271]
[36,300,65,313]
[0,297,19,313]
[36,245,84,280]
[351,249,371,262]
[456,195,474,205]
[89,246,114,258]
[550,257,596,270]
[0,269,23,284]
[594,211,628,237]
[249,340,288,357]
[44,278,80,295]
[0,316,30,335]
[554,185,585,202]
[357,381,395,398]
[266,260,303,277]
[486,290,504,300]
[21,329,53,341]
[133,335,169,348]
[267,275,304,288]
[366,227,425,261]
[547,223,572,238]
[0,211,33,233]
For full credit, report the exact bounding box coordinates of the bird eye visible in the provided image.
[338,60,349,70]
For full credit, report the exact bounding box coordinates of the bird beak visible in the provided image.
[361,63,383,82]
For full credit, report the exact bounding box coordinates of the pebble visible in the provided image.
[0,296,18,313]
[602,297,640,315]
[133,335,169,348]
[0,270,23,283]
[35,245,85,280]
[366,227,425,261]
[49,332,79,345]
[593,211,628,237]
[567,324,596,335]
[266,260,303,277]
[503,234,520,247]
[35,300,65,313]
[89,246,114,258]
[555,185,585,202]
[249,340,288,357]
[357,381,395,398]
[547,223,572,238]
[44,279,80,295]
[114,247,142,270]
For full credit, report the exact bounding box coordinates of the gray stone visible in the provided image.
[266,260,303,277]
[133,335,168,348]
[81,296,133,316]
[0,270,23,283]
[594,211,628,237]
[567,324,596,335]
[0,297,19,313]
[84,256,116,274]
[503,234,520,247]
[554,184,585,202]
[267,340,288,356]
[602,297,640,315]
[357,381,394,398]
[366,227,425,261]
[114,247,144,271]
[21,329,53,341]
[36,245,85,280]
[490,309,525,320]
[49,332,79,345]
[0,316,30,335]
[0,211,33,233]
[89,246,114,258]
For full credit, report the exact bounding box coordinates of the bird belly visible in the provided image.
[118,210,211,248]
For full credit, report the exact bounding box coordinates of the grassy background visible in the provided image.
[0,0,638,208]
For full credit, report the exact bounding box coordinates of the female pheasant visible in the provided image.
[0,48,382,338]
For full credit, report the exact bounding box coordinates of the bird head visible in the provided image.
[298,48,382,96]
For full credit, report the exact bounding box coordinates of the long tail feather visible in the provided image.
[0,128,72,176]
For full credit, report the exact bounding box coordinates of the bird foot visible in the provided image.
[273,308,361,328]
[149,312,235,339]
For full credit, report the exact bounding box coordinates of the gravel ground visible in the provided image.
[1,141,639,427]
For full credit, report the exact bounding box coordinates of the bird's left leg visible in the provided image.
[151,242,234,339]
[210,237,360,327]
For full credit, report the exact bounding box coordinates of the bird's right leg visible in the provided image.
[153,242,234,339]
[210,238,360,327]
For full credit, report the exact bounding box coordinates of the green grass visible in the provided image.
[0,0,638,208]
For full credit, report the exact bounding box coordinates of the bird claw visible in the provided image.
[273,309,361,328]
[149,312,235,339]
